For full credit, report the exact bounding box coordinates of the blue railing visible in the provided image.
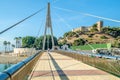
[0,51,41,80]
[61,49,120,60]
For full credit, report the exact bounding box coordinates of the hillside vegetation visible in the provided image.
[58,27,120,48]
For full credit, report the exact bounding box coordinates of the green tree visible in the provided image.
[35,35,58,50]
[22,35,58,50]
[102,27,112,34]
[100,36,108,39]
[116,36,120,40]
[90,23,98,32]
[22,36,35,48]
[64,32,70,38]
[34,36,44,49]
[73,38,86,46]
[58,39,67,47]
[3,41,7,53]
[102,27,120,38]
[113,40,120,48]
[64,31,76,38]
[58,42,63,48]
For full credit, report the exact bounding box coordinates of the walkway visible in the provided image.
[29,52,120,80]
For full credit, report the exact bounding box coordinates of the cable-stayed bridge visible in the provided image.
[0,1,120,80]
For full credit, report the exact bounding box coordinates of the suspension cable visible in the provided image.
[35,19,45,49]
[53,20,64,38]
[28,16,46,80]
[51,0,60,4]
[54,11,95,50]
[54,6,120,23]
[0,8,45,35]
[28,15,45,55]
[29,1,60,51]
[53,10,120,73]
[34,18,45,47]
[0,0,60,35]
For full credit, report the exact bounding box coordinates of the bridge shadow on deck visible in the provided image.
[48,53,69,80]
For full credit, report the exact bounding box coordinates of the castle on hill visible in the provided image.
[72,21,103,32]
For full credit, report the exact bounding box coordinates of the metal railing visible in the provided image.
[54,50,120,77]
[0,51,43,80]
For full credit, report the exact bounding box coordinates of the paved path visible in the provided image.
[29,52,120,80]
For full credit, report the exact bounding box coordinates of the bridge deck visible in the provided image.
[29,52,119,80]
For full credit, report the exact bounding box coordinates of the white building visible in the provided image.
[13,48,37,56]
[61,45,69,50]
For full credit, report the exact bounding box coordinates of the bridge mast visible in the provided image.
[43,2,54,50]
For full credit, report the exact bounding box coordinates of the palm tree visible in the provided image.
[7,42,11,52]
[3,41,7,53]
[11,44,15,51]
[14,37,19,48]
[18,37,22,48]
[12,44,15,48]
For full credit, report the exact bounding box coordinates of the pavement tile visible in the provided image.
[29,52,120,80]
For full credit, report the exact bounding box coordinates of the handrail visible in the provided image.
[0,51,42,80]
[0,73,9,80]
[54,50,120,78]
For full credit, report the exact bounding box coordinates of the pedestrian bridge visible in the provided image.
[0,51,119,80]
[0,1,120,80]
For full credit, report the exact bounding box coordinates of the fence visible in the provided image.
[55,50,120,77]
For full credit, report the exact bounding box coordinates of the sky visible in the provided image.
[0,0,120,50]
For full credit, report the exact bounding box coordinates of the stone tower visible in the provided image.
[97,21,103,32]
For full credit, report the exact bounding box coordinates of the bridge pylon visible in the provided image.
[43,2,54,50]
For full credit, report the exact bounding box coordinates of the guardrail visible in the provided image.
[0,51,43,80]
[61,49,120,60]
[54,50,120,78]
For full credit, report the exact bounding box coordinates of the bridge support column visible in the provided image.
[43,3,54,50]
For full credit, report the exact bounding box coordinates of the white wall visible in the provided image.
[14,48,36,55]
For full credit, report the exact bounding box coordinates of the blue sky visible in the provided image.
[0,0,120,48]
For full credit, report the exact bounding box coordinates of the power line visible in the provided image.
[0,0,59,35]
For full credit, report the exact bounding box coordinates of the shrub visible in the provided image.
[73,38,86,46]
[100,36,108,39]
[88,34,94,38]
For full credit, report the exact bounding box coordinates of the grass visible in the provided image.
[71,43,108,50]
[55,50,120,78]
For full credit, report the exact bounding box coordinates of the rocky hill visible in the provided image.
[59,33,114,44]
[58,27,120,48]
